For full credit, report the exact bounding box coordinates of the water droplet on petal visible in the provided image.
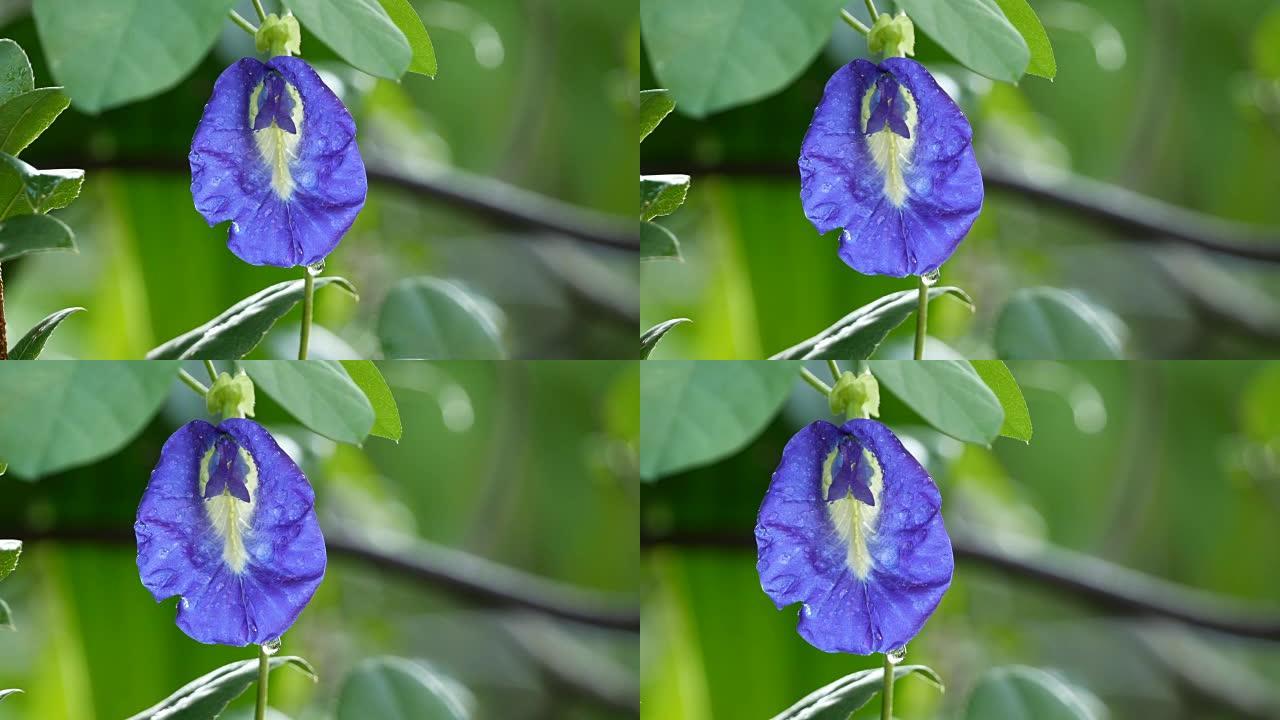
[887,646,907,665]
[921,269,940,287]
[306,260,325,276]
[262,638,282,655]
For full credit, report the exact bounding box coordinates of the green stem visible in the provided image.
[255,644,269,720]
[827,360,842,382]
[800,367,833,398]
[913,276,928,360]
[880,654,895,720]
[298,269,314,360]
[840,9,871,35]
[178,369,209,397]
[203,360,218,383]
[864,0,880,21]
[251,0,269,22]
[229,10,258,36]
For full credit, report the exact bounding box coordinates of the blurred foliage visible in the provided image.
[1,0,636,359]
[641,0,1280,359]
[0,360,638,719]
[642,361,1280,718]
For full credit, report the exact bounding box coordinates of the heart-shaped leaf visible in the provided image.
[8,306,84,359]
[772,287,973,360]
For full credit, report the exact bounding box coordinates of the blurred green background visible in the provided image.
[0,360,639,719]
[641,0,1280,359]
[642,361,1280,718]
[0,0,637,359]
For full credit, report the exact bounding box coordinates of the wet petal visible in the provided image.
[799,58,983,278]
[135,419,326,646]
[755,419,953,654]
[189,56,367,268]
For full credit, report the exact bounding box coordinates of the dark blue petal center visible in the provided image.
[865,73,910,139]
[204,434,252,503]
[253,72,297,134]
[827,436,876,506]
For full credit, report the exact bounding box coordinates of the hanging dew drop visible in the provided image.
[262,638,282,655]
[886,647,907,665]
[921,269,940,287]
[306,259,325,276]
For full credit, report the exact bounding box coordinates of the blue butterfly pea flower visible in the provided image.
[190,57,367,267]
[135,418,326,646]
[755,419,953,654]
[799,58,983,278]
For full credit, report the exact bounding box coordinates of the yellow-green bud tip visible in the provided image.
[829,370,880,420]
[868,11,915,59]
[207,371,256,420]
[256,12,302,57]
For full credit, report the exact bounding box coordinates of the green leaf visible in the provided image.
[769,665,943,720]
[993,0,1056,79]
[241,361,375,446]
[963,666,1097,720]
[283,0,412,80]
[0,87,68,155]
[0,598,12,630]
[376,0,438,77]
[895,0,1030,84]
[0,213,76,262]
[125,656,316,720]
[33,0,236,113]
[640,89,675,143]
[868,360,1004,445]
[0,689,20,702]
[970,360,1032,442]
[336,657,472,720]
[771,287,973,360]
[640,220,681,262]
[994,287,1123,360]
[641,0,847,117]
[0,362,178,477]
[378,277,506,359]
[641,174,690,221]
[8,306,85,359]
[340,360,403,441]
[0,153,83,219]
[0,539,19,582]
[641,361,799,481]
[0,39,34,106]
[642,318,691,359]
[146,277,358,360]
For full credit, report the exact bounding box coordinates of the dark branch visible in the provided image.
[11,524,639,632]
[38,156,639,252]
[641,159,1280,263]
[643,528,1280,641]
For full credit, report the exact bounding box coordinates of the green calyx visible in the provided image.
[256,12,301,58]
[868,11,915,59]
[207,371,256,420]
[829,370,880,420]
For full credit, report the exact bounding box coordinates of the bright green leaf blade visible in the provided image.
[376,0,438,77]
[895,0,1030,84]
[993,0,1056,79]
[0,153,84,219]
[283,0,412,80]
[8,306,85,359]
[640,89,675,142]
[640,174,690,221]
[0,598,12,630]
[0,539,20,582]
[242,361,375,445]
[125,656,316,720]
[771,287,973,360]
[994,287,1123,360]
[146,277,358,360]
[0,213,76,262]
[868,360,1004,444]
[970,360,1032,442]
[339,360,403,441]
[0,362,178,477]
[640,220,681,262]
[769,665,943,720]
[378,277,506,359]
[0,689,20,702]
[0,39,34,106]
[0,87,68,155]
[336,657,472,720]
[641,361,799,481]
[963,666,1097,720]
[641,0,847,117]
[33,0,236,113]
[641,318,691,359]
